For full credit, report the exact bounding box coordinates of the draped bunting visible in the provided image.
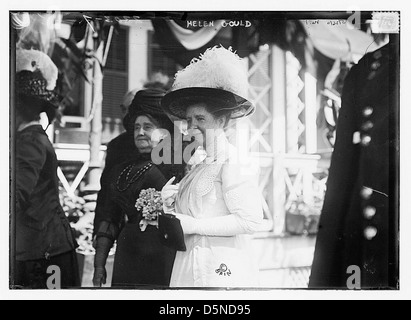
[151,16,383,67]
[301,20,385,63]
[151,19,233,67]
[166,20,225,50]
[151,17,313,68]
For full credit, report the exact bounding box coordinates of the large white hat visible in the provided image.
[162,46,254,119]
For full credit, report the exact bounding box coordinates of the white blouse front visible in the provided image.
[170,134,263,287]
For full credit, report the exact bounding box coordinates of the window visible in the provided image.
[102,26,129,120]
[147,30,178,79]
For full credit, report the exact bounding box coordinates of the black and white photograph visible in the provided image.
[3,0,409,301]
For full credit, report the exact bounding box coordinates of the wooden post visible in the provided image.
[303,57,318,205]
[87,40,104,189]
[285,51,302,154]
[101,117,112,145]
[304,72,318,154]
[271,45,287,236]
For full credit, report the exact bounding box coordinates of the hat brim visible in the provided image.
[161,87,255,120]
[123,109,174,134]
[17,93,59,112]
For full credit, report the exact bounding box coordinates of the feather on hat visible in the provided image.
[15,48,60,112]
[162,46,255,119]
[16,48,58,90]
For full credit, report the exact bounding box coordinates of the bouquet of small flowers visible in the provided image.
[135,188,163,231]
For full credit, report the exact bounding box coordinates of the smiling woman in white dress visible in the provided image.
[161,46,264,288]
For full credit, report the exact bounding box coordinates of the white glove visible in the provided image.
[161,177,179,213]
[173,213,256,236]
[173,213,197,234]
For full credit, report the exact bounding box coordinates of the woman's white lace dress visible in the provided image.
[169,134,263,287]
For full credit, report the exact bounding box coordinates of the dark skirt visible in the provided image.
[13,250,81,289]
[111,223,176,288]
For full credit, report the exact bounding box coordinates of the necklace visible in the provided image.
[116,162,153,192]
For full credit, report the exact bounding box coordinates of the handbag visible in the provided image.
[158,213,186,251]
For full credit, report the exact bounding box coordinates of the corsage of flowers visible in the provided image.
[135,188,163,231]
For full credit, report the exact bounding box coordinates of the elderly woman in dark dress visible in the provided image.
[92,88,185,288]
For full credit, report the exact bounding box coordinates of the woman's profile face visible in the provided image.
[134,115,159,153]
[186,103,226,148]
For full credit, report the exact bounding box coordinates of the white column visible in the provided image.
[88,39,104,189]
[127,20,152,90]
[304,72,318,154]
[285,51,302,154]
[303,72,318,204]
[271,45,287,236]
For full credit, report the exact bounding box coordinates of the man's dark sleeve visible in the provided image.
[93,134,134,237]
[93,142,115,238]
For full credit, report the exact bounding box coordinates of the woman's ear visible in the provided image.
[217,115,228,129]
